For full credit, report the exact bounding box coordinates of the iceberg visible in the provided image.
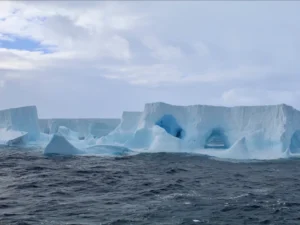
[43,134,133,156]
[39,118,120,139]
[4,102,300,160]
[44,134,84,155]
[57,126,80,141]
[98,102,300,159]
[56,126,97,149]
[98,111,142,146]
[0,106,40,145]
[0,128,28,146]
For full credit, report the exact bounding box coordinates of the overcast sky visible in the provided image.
[0,1,299,118]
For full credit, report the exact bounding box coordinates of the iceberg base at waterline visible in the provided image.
[43,134,133,156]
[0,128,28,146]
[44,134,84,155]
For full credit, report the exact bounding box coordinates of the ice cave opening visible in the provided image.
[289,130,300,153]
[204,128,228,149]
[155,114,185,139]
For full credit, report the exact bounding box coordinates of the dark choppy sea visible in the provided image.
[1,147,300,225]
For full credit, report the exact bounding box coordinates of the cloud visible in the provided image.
[0,34,14,42]
[222,88,300,108]
[101,64,272,86]
[0,1,300,116]
[0,80,4,88]
[142,36,183,61]
[0,1,137,61]
[1,1,297,87]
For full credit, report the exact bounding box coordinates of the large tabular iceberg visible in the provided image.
[0,106,40,144]
[3,102,300,160]
[97,102,300,159]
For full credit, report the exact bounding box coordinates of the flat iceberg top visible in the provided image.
[0,105,37,111]
[145,102,293,110]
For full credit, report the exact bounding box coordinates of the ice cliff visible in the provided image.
[0,106,40,143]
[39,118,120,139]
[98,111,142,146]
[98,102,300,159]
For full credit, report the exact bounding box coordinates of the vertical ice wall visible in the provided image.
[39,118,120,138]
[98,102,300,155]
[97,111,142,145]
[139,102,288,151]
[0,106,40,141]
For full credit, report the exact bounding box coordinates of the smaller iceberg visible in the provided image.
[44,134,84,155]
[0,128,28,146]
[56,126,97,149]
[44,134,133,156]
[57,126,80,141]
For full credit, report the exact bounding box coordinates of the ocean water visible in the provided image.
[1,147,300,225]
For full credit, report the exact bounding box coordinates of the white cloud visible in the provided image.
[222,88,300,107]
[1,1,300,116]
[0,80,4,88]
[0,1,137,62]
[0,34,14,42]
[194,42,210,57]
[101,64,272,86]
[0,48,40,70]
[142,36,183,61]
[0,1,295,87]
[102,64,182,86]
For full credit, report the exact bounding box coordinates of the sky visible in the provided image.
[0,1,300,118]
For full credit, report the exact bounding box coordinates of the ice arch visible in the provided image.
[289,130,300,153]
[204,128,229,149]
[155,115,185,139]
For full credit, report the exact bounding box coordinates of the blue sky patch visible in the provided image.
[0,35,52,53]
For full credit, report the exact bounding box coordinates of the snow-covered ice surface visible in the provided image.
[97,102,300,160]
